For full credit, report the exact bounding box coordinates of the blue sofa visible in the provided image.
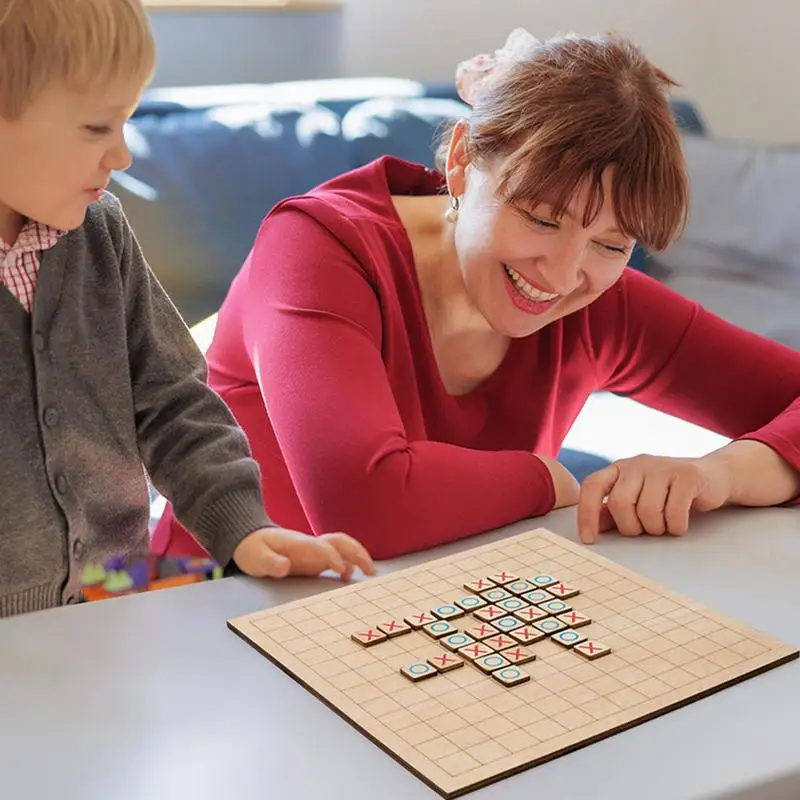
[119,77,705,325]
[119,77,706,486]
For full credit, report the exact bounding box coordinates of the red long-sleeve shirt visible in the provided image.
[153,156,800,560]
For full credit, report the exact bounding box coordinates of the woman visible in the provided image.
[154,30,800,561]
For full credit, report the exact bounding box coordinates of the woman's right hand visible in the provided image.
[535,455,581,508]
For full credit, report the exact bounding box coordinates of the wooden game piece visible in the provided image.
[558,610,591,628]
[463,577,496,593]
[474,652,511,674]
[400,662,438,682]
[529,574,558,589]
[552,628,588,648]
[441,632,476,652]
[351,628,388,647]
[505,579,536,596]
[538,599,572,615]
[509,625,548,645]
[483,634,517,652]
[377,619,412,638]
[464,623,498,641]
[427,651,465,673]
[513,606,549,624]
[495,597,529,614]
[431,603,465,621]
[423,620,458,639]
[532,617,568,636]
[548,582,580,599]
[487,571,518,586]
[457,642,494,661]
[492,665,531,687]
[454,594,488,612]
[521,589,553,605]
[480,587,511,604]
[404,611,437,629]
[500,645,536,665]
[490,615,526,633]
[473,605,505,622]
[574,640,612,660]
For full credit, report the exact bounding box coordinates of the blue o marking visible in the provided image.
[497,618,516,629]
[561,631,579,642]
[409,663,430,674]
[448,634,469,645]
[499,668,521,679]
[541,620,559,630]
[460,597,480,607]
[437,605,457,614]
[431,621,450,632]
[485,655,504,667]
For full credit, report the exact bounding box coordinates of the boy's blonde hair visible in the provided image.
[0,0,156,119]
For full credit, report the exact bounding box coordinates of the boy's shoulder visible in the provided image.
[81,191,128,239]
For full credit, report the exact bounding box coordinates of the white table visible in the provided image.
[1,506,799,800]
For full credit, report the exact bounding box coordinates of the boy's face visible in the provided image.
[0,79,142,241]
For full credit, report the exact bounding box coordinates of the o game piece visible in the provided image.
[404,611,436,629]
[427,652,464,673]
[492,666,531,687]
[463,577,496,593]
[549,582,580,599]
[496,596,528,613]
[533,617,568,635]
[505,579,536,596]
[480,587,511,604]
[454,594,488,612]
[529,574,558,588]
[351,628,387,647]
[441,632,476,652]
[401,662,438,682]
[377,619,411,638]
[558,610,591,628]
[574,640,612,660]
[474,653,511,674]
[431,603,465,620]
[500,645,536,665]
[424,620,458,639]
[521,589,553,605]
[539,599,572,615]
[490,615,525,633]
[552,628,587,648]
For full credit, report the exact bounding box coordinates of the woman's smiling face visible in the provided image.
[446,126,635,338]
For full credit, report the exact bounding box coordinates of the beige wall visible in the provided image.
[148,0,800,144]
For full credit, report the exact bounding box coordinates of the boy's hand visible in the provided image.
[233,528,377,581]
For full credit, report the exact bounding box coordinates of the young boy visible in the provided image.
[0,0,374,617]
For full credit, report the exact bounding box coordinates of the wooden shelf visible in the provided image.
[144,0,342,11]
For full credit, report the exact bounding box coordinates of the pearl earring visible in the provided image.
[445,194,460,223]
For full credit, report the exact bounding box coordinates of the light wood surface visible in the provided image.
[229,526,798,798]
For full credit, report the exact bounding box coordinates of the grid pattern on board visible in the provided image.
[228,528,798,798]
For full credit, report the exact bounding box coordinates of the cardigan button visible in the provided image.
[33,332,46,352]
[43,407,60,427]
[55,474,68,494]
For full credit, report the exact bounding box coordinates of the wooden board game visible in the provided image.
[227,528,798,798]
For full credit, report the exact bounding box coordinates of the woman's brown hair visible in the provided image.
[437,33,689,251]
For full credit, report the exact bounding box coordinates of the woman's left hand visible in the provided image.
[577,454,733,544]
